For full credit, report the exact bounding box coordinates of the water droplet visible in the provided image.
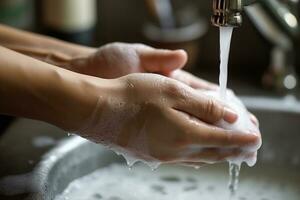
[148,162,161,171]
[194,166,200,170]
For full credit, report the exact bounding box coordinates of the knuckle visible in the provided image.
[165,81,185,99]
[204,98,215,115]
[203,98,223,122]
[142,99,166,117]
[123,78,135,93]
[100,42,120,52]
[167,81,180,93]
[109,42,123,47]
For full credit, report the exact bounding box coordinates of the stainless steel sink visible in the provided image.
[32,96,300,200]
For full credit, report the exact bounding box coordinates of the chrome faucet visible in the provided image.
[211,0,300,37]
[212,0,300,91]
[211,0,257,27]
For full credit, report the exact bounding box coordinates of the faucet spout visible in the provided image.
[212,0,257,27]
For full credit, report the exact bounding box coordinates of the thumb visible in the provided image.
[137,47,188,74]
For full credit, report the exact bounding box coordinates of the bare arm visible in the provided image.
[0,24,95,69]
[0,45,100,131]
[0,45,261,165]
[0,24,220,90]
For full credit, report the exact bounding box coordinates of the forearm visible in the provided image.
[0,24,96,69]
[0,46,101,131]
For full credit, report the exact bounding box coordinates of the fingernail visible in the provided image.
[223,107,238,123]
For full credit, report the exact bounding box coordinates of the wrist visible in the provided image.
[57,72,100,132]
[63,73,125,132]
[64,47,96,75]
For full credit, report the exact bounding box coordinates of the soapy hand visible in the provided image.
[77,73,261,165]
[71,42,218,90]
[203,90,262,166]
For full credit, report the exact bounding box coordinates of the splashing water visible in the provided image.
[219,27,240,197]
[228,163,240,196]
[107,145,161,171]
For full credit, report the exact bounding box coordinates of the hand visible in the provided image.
[71,42,218,90]
[77,73,261,165]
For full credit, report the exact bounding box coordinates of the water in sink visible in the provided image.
[54,163,300,200]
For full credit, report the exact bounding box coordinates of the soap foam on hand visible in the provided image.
[202,89,261,167]
[105,89,261,171]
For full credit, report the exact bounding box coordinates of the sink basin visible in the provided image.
[32,96,300,200]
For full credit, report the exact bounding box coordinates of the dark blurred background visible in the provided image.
[0,0,273,79]
[0,0,299,132]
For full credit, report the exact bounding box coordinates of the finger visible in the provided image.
[170,70,219,90]
[173,89,237,124]
[249,112,259,126]
[190,124,261,148]
[185,148,242,163]
[137,46,188,74]
[170,109,260,148]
